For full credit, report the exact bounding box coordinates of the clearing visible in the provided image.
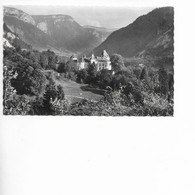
[44,70,104,103]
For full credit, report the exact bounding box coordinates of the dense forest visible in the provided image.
[3,45,174,116]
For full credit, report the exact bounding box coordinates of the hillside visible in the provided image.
[3,7,111,56]
[3,22,33,50]
[93,7,174,67]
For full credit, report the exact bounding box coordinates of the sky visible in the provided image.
[9,5,155,29]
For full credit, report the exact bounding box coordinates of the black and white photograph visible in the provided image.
[3,5,174,116]
[1,0,195,195]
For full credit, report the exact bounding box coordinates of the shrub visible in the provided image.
[112,70,131,90]
[110,54,125,72]
[87,62,98,84]
[40,53,48,69]
[57,85,65,100]
[50,98,71,115]
[77,69,88,83]
[123,79,144,105]
[11,61,47,96]
[158,66,169,96]
[3,67,31,115]
[96,69,113,89]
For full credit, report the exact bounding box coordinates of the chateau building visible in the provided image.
[76,50,112,71]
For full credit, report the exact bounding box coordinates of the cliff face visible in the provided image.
[4,7,36,25]
[3,22,33,50]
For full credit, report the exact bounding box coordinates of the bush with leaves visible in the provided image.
[67,91,133,116]
[96,69,113,89]
[77,69,89,83]
[87,62,98,84]
[64,60,78,73]
[40,53,49,69]
[36,77,66,115]
[131,92,174,116]
[123,78,144,105]
[11,60,47,96]
[50,97,71,115]
[112,70,132,90]
[3,66,31,115]
[158,66,169,96]
[110,54,126,72]
[132,66,142,80]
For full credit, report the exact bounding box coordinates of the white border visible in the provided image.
[1,0,195,195]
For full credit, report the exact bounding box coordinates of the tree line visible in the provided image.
[3,46,174,116]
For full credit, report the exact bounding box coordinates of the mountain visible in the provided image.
[83,25,116,42]
[4,7,58,52]
[32,15,106,55]
[93,7,174,67]
[3,7,111,56]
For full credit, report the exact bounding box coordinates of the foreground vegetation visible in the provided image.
[3,46,174,116]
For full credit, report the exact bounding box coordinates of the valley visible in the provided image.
[3,6,174,116]
[4,6,114,57]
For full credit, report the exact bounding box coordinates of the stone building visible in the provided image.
[77,50,112,71]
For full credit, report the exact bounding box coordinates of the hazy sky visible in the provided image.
[9,5,155,29]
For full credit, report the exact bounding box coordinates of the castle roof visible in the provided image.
[96,56,107,62]
[102,50,109,58]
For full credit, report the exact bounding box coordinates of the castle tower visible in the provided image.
[91,52,97,64]
[91,52,95,59]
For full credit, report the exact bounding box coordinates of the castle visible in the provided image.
[70,50,112,71]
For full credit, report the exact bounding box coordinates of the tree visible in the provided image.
[168,73,174,92]
[57,63,65,73]
[16,45,21,53]
[41,77,66,115]
[112,70,131,90]
[44,78,58,101]
[133,66,142,79]
[29,81,65,115]
[140,66,148,80]
[140,65,152,89]
[110,54,125,72]
[11,60,47,96]
[47,50,58,70]
[168,73,174,102]
[40,53,48,69]
[158,66,169,96]
[41,79,58,115]
[3,66,31,115]
[123,79,143,105]
[64,60,78,77]
[57,85,65,100]
[26,51,38,63]
[96,69,113,89]
[77,69,88,83]
[87,62,98,84]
